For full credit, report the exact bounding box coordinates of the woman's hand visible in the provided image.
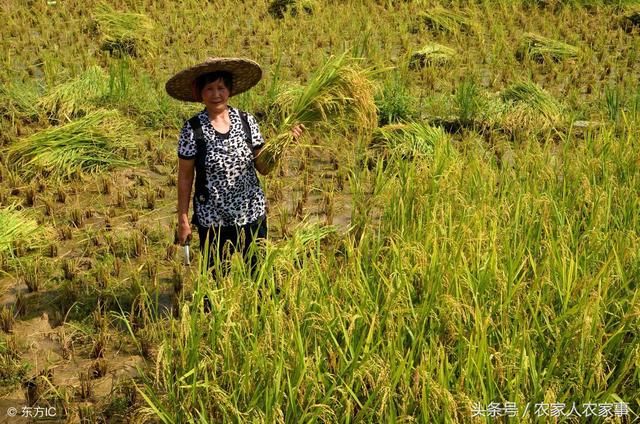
[177,219,192,246]
[291,124,305,141]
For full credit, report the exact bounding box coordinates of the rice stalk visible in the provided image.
[516,33,580,63]
[7,109,138,180]
[93,3,156,57]
[0,205,49,256]
[258,52,378,168]
[419,7,473,34]
[38,65,109,122]
[409,43,456,69]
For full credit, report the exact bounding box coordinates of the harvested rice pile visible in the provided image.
[38,66,109,121]
[7,109,138,180]
[516,33,580,63]
[370,122,451,160]
[409,43,456,69]
[419,7,473,34]
[0,206,49,256]
[93,3,156,56]
[498,81,564,135]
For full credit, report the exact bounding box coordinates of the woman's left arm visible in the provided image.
[254,146,272,175]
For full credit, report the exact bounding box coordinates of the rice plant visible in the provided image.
[7,109,138,180]
[409,43,456,69]
[38,65,109,122]
[516,32,580,63]
[93,3,156,57]
[258,52,378,169]
[455,77,482,125]
[375,72,417,125]
[604,85,622,122]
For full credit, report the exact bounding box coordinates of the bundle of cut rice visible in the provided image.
[268,0,315,18]
[0,205,50,256]
[500,81,562,121]
[370,122,450,160]
[38,66,109,121]
[93,3,156,57]
[7,109,137,180]
[498,81,564,135]
[622,6,640,29]
[409,43,456,69]
[257,53,378,169]
[0,80,42,122]
[516,33,579,63]
[419,7,473,34]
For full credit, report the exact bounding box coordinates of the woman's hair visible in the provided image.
[194,71,234,100]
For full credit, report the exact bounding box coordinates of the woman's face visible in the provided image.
[201,78,230,112]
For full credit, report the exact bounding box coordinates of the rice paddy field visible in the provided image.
[1,0,639,422]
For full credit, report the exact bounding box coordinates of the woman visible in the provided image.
[165,57,302,276]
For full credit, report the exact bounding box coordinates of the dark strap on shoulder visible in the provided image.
[188,116,208,208]
[238,110,253,151]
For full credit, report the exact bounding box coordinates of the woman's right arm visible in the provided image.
[177,158,195,245]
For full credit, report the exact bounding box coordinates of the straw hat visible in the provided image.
[165,57,262,102]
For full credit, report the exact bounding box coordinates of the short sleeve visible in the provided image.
[177,120,197,159]
[246,113,265,149]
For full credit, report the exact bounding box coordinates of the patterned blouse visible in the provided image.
[177,106,266,227]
